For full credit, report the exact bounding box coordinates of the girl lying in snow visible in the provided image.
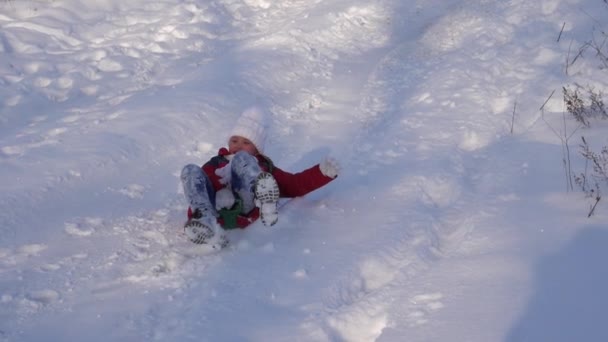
[180,106,340,245]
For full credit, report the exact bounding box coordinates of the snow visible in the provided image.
[1,0,608,341]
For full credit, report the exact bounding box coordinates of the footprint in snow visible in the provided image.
[408,292,445,326]
[26,289,61,305]
[64,217,103,237]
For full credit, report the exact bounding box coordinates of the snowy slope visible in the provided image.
[1,0,608,341]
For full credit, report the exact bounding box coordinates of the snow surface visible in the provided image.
[1,0,608,341]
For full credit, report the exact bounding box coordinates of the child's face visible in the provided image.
[228,136,258,155]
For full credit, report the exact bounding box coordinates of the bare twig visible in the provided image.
[580,7,603,28]
[578,137,608,217]
[510,100,517,134]
[557,22,566,42]
[589,33,608,69]
[566,39,573,75]
[588,196,601,217]
[541,90,582,192]
[565,39,592,75]
[571,43,589,65]
[562,112,575,190]
[579,137,590,191]
[540,89,556,111]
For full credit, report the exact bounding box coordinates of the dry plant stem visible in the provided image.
[588,196,601,218]
[565,39,591,75]
[540,89,555,111]
[511,101,517,134]
[541,90,581,192]
[590,36,608,68]
[557,22,566,42]
[562,113,575,191]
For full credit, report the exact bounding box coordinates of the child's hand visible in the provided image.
[215,188,236,210]
[215,162,232,185]
[320,157,340,179]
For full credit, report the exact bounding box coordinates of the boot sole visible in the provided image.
[184,220,214,244]
[254,172,280,226]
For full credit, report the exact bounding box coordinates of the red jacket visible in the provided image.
[187,148,336,228]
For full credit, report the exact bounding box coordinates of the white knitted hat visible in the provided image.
[229,106,269,153]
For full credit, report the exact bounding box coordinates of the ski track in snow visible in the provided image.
[1,205,206,319]
[0,0,461,339]
[0,1,475,339]
[301,1,582,340]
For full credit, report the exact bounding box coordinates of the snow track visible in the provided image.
[298,1,566,339]
[0,0,473,340]
[289,2,486,340]
[2,0,607,341]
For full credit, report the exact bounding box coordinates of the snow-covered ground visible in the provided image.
[1,0,608,341]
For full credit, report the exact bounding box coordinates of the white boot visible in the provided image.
[254,172,280,226]
[184,209,228,248]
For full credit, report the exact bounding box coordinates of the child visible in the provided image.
[180,106,340,246]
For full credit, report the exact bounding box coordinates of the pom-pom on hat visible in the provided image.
[229,106,270,153]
